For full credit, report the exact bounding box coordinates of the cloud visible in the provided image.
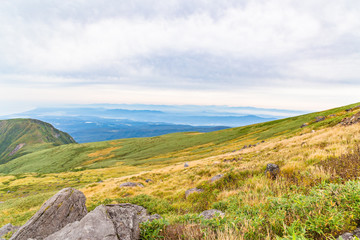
[0,0,360,112]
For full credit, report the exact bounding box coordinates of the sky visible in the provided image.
[0,0,360,115]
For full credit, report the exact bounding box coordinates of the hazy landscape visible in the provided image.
[1,1,360,240]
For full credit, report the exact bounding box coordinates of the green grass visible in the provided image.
[139,180,360,240]
[0,118,75,165]
[2,102,360,239]
[1,102,359,174]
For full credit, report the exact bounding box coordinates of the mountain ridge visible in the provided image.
[0,118,76,164]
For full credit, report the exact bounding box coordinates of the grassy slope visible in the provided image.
[0,102,357,174]
[0,119,76,165]
[1,103,360,239]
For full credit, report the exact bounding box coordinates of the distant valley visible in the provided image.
[3,105,291,143]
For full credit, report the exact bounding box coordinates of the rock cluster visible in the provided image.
[345,105,360,112]
[339,112,360,126]
[3,188,160,240]
[45,204,156,240]
[223,157,242,163]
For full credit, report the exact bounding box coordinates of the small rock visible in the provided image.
[147,214,162,222]
[0,224,19,238]
[199,209,225,219]
[145,179,153,183]
[264,163,280,180]
[210,174,224,183]
[311,130,316,133]
[185,188,204,198]
[184,162,189,167]
[261,140,265,143]
[97,180,103,183]
[300,123,309,128]
[212,161,220,165]
[337,228,360,240]
[337,232,354,240]
[120,182,144,188]
[315,116,326,122]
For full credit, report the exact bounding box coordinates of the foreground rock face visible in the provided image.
[46,204,154,240]
[10,188,87,240]
[199,209,225,219]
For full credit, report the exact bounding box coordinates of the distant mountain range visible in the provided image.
[2,104,297,143]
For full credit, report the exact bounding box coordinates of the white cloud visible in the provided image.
[0,0,360,112]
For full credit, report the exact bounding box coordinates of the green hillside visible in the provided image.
[0,118,76,165]
[2,103,360,239]
[0,102,358,174]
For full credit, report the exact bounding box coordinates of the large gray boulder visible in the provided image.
[199,209,225,219]
[46,204,155,240]
[0,224,19,238]
[10,188,87,240]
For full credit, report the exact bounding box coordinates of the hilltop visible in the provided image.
[1,103,360,239]
[0,119,76,165]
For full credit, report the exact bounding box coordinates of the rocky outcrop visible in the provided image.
[185,188,204,198]
[184,162,189,167]
[315,116,326,122]
[264,163,280,180]
[120,182,144,188]
[199,209,225,219]
[45,204,156,240]
[0,224,19,238]
[345,105,360,112]
[10,188,87,240]
[340,112,360,126]
[4,187,162,240]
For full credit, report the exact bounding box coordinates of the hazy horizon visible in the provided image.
[1,1,359,115]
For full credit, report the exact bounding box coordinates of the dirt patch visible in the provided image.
[8,143,26,156]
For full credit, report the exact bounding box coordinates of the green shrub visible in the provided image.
[140,218,168,240]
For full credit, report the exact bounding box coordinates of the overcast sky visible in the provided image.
[0,0,360,115]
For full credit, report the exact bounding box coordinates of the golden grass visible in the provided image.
[3,123,360,231]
